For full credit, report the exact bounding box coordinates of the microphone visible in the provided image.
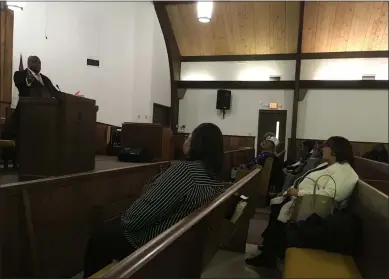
[56,84,61,92]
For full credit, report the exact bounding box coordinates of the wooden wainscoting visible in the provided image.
[95,122,121,155]
[288,138,389,159]
[172,133,255,160]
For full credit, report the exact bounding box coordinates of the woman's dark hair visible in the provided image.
[187,123,224,180]
[325,136,355,167]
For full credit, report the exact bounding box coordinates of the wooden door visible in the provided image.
[257,110,287,156]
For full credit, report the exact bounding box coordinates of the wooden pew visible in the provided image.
[362,179,389,196]
[234,157,274,208]
[222,147,255,181]
[97,168,262,278]
[0,161,170,278]
[284,180,389,278]
[354,156,389,180]
[354,156,389,195]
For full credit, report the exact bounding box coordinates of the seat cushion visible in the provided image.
[283,248,362,278]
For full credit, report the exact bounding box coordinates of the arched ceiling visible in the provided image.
[166,1,388,56]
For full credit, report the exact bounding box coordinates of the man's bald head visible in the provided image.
[27,56,41,74]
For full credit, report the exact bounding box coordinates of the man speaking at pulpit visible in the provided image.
[13,55,60,99]
[4,56,61,140]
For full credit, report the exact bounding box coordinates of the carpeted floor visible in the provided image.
[246,210,269,245]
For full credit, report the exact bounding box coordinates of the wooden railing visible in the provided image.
[100,168,261,278]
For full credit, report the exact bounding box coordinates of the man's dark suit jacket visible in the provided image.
[13,69,60,99]
[4,70,60,139]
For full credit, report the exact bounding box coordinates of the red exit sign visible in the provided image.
[268,102,279,109]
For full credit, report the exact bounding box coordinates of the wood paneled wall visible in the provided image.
[223,135,255,150]
[121,123,173,161]
[0,8,13,127]
[172,133,255,160]
[288,138,389,159]
[166,2,300,56]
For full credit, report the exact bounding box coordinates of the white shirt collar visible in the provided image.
[27,68,44,85]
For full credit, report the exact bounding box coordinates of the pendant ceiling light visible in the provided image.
[6,1,26,11]
[197,2,213,23]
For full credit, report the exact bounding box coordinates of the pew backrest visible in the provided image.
[0,162,170,278]
[223,147,255,181]
[354,156,389,181]
[99,168,261,278]
[350,180,389,278]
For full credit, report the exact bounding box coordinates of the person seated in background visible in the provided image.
[285,140,315,173]
[246,136,358,268]
[240,135,284,198]
[242,136,279,170]
[280,141,324,193]
[294,141,324,175]
[83,123,225,277]
[363,144,388,163]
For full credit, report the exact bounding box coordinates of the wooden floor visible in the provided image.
[0,155,145,185]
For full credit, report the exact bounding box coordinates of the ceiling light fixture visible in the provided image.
[197,1,213,23]
[6,1,25,11]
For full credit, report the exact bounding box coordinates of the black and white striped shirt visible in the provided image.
[121,161,224,248]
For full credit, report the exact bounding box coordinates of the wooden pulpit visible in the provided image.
[18,94,98,177]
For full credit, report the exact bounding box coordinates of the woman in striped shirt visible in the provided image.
[83,123,225,277]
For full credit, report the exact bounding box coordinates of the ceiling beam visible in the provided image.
[181,53,297,62]
[178,80,388,90]
[154,2,181,133]
[177,81,294,90]
[301,51,389,59]
[288,1,305,161]
[181,50,388,62]
[300,80,389,90]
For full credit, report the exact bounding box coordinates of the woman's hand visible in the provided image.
[287,188,299,197]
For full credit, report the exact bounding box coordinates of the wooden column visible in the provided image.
[288,1,305,161]
[154,2,181,133]
[0,3,13,133]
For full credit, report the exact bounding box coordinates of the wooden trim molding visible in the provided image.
[289,1,305,161]
[180,51,388,63]
[177,80,295,90]
[181,53,297,62]
[301,51,389,60]
[300,80,389,90]
[177,80,388,90]
[154,2,181,133]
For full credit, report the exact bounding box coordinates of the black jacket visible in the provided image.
[286,209,362,255]
[13,69,60,99]
[4,70,61,139]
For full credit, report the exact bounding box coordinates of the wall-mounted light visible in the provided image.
[6,1,26,11]
[197,2,213,23]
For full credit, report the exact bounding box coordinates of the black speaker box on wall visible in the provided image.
[216,89,231,110]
